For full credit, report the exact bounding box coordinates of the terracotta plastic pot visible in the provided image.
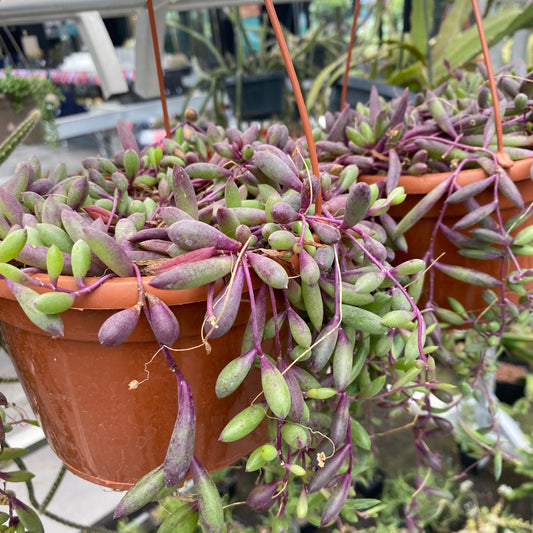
[360,157,533,311]
[0,275,266,490]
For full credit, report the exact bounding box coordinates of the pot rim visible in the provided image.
[360,157,533,194]
[0,274,221,310]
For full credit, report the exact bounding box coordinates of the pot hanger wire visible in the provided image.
[470,0,512,168]
[146,0,172,139]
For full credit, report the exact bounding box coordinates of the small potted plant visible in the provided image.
[0,68,63,145]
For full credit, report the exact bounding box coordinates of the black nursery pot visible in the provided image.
[495,361,529,405]
[329,76,404,111]
[224,72,285,120]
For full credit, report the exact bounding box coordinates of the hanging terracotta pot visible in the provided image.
[360,157,533,311]
[0,275,265,490]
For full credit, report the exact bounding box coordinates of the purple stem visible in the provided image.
[340,229,428,367]
[105,189,121,234]
[241,259,263,355]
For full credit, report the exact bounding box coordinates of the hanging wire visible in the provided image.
[340,0,361,111]
[146,0,171,139]
[470,0,512,168]
[263,0,322,215]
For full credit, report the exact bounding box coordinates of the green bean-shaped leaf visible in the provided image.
[46,244,64,283]
[498,168,524,209]
[0,262,39,286]
[157,503,198,533]
[341,182,371,229]
[302,281,324,331]
[215,349,256,398]
[171,165,199,219]
[83,227,135,278]
[393,176,451,238]
[0,228,26,263]
[453,201,496,231]
[394,259,426,276]
[219,403,266,442]
[299,248,320,285]
[513,225,533,246]
[71,239,92,285]
[123,149,140,179]
[11,497,44,533]
[281,422,310,449]
[33,291,75,314]
[354,271,386,293]
[6,279,64,336]
[66,176,89,210]
[247,252,288,289]
[332,328,354,390]
[114,466,165,518]
[185,162,232,181]
[150,256,233,290]
[36,223,74,253]
[0,187,24,226]
[268,229,297,251]
[311,318,339,371]
[427,90,456,138]
[287,308,312,347]
[41,196,63,227]
[260,355,291,419]
[434,262,500,287]
[445,176,495,204]
[168,219,241,252]
[381,310,417,329]
[341,304,388,334]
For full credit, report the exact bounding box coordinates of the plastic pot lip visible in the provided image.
[0,274,221,310]
[360,157,533,194]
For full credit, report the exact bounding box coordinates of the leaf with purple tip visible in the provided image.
[83,226,135,278]
[98,304,141,346]
[163,372,195,487]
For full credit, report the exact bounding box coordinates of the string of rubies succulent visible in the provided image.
[0,113,444,530]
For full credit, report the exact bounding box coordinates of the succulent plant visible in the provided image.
[0,112,441,529]
[2,62,533,531]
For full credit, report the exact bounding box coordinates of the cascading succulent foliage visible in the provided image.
[0,112,442,530]
[2,63,533,532]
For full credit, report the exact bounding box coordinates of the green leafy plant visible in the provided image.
[172,13,344,126]
[307,0,533,108]
[0,68,63,145]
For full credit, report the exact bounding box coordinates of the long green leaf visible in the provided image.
[433,0,472,54]
[432,7,533,84]
[410,0,432,57]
